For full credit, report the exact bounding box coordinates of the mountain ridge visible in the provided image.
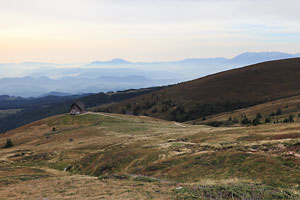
[1,52,300,97]
[98,58,300,122]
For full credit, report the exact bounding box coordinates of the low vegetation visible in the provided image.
[2,112,300,198]
[175,183,298,200]
[190,95,300,128]
[3,138,13,148]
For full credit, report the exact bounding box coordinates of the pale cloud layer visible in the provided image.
[0,0,299,63]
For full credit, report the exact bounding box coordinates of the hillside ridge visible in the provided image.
[97,58,300,122]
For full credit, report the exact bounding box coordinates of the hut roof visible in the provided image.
[72,100,86,111]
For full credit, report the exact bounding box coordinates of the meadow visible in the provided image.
[1,112,300,199]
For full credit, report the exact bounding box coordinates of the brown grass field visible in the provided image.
[1,112,300,199]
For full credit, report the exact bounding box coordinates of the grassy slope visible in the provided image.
[192,95,300,125]
[1,113,300,199]
[97,58,300,121]
[0,86,162,134]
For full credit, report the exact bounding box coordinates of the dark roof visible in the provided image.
[71,100,86,111]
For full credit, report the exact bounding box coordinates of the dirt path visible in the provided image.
[86,112,143,123]
[32,166,69,176]
[174,122,186,128]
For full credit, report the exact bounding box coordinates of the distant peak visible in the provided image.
[111,58,129,62]
[91,58,131,65]
[231,52,295,63]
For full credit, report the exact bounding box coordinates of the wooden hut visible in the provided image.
[70,100,86,115]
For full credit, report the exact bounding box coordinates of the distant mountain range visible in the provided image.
[90,58,132,65]
[89,52,299,66]
[0,75,176,97]
[0,52,299,97]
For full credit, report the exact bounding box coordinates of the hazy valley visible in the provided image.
[1,52,299,97]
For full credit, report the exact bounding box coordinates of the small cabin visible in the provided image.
[70,100,86,115]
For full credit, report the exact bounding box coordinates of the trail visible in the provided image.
[174,122,186,128]
[86,112,142,123]
[31,166,68,176]
[87,112,126,120]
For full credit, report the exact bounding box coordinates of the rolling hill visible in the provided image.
[190,95,300,126]
[1,112,300,199]
[97,58,300,122]
[0,87,163,134]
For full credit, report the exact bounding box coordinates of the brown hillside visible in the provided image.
[2,113,300,199]
[191,95,300,125]
[96,58,300,121]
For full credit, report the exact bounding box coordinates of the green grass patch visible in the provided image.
[175,183,298,200]
[133,176,160,183]
[48,114,148,134]
[15,161,69,171]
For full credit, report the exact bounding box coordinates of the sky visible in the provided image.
[0,0,300,63]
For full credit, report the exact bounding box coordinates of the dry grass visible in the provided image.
[0,167,174,200]
[1,112,300,199]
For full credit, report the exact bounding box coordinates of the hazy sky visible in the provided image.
[0,0,300,63]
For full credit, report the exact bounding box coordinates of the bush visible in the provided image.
[252,118,260,126]
[265,117,271,123]
[288,115,294,122]
[241,115,251,125]
[271,112,276,116]
[4,138,13,148]
[52,127,56,132]
[283,115,294,123]
[256,113,262,119]
[276,108,282,116]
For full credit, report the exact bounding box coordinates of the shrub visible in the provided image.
[252,118,260,126]
[271,112,276,116]
[283,115,294,123]
[288,115,294,122]
[276,108,282,116]
[52,127,56,132]
[265,117,271,123]
[241,115,251,125]
[256,113,262,119]
[4,138,13,148]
